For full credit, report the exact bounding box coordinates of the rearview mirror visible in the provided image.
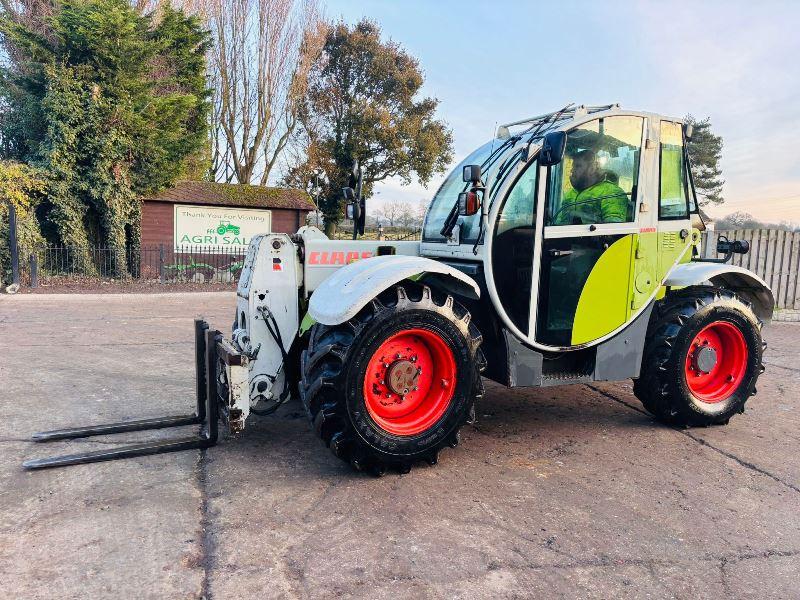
[540,131,567,166]
[458,191,481,216]
[683,123,694,141]
[342,187,355,201]
[462,164,481,183]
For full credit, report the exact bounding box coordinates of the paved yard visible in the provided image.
[1,293,798,599]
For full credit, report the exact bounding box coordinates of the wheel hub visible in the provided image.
[684,321,749,403]
[385,359,421,396]
[363,328,457,436]
[692,344,718,374]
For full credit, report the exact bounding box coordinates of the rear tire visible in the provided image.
[633,286,764,426]
[300,283,484,475]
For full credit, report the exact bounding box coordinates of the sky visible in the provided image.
[324,0,800,224]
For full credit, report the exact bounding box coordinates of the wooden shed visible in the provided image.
[140,181,314,251]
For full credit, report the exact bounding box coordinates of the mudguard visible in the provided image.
[665,262,774,323]
[308,255,481,326]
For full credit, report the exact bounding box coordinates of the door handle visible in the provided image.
[548,249,573,257]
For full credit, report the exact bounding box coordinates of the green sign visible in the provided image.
[173,205,271,251]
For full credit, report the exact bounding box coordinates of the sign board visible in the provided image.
[173,205,271,252]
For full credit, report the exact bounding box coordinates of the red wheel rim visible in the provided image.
[684,321,748,403]
[363,328,457,436]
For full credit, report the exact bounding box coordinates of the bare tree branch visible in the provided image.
[204,0,323,184]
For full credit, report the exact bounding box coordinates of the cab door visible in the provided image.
[490,157,540,335]
[533,115,646,348]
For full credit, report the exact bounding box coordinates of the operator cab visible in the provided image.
[421,104,701,352]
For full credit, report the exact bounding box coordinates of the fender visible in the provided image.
[308,255,481,325]
[665,262,775,323]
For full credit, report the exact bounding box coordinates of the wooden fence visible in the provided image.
[700,229,800,310]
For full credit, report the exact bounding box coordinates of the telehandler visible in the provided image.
[25,104,773,475]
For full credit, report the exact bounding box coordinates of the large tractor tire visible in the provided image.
[634,286,765,426]
[300,283,484,475]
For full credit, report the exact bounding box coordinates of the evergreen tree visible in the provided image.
[685,115,724,206]
[0,0,210,273]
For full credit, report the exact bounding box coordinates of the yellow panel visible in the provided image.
[571,235,633,345]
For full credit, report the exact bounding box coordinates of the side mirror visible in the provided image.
[458,191,481,217]
[345,203,355,220]
[540,131,567,166]
[683,123,694,141]
[462,164,481,183]
[342,187,355,201]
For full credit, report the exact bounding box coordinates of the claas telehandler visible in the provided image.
[25,104,773,475]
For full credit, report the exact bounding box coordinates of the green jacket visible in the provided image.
[554,179,628,225]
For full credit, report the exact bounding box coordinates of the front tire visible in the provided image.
[300,283,484,474]
[634,286,764,426]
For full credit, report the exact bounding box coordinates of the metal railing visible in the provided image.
[17,245,246,285]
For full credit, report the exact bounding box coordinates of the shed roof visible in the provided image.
[143,181,315,211]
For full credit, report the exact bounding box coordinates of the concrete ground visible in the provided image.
[1,292,798,600]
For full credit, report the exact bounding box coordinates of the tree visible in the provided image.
[375,202,399,227]
[396,201,415,229]
[726,211,756,227]
[415,199,427,227]
[284,19,453,236]
[714,211,799,232]
[207,0,322,184]
[0,0,210,272]
[0,160,47,283]
[685,115,724,206]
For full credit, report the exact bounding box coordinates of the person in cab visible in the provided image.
[554,148,628,225]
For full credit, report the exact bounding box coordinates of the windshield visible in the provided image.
[422,137,528,243]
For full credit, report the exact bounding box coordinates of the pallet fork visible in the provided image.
[23,319,227,470]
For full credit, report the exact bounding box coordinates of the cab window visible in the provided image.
[659,121,689,219]
[545,116,643,226]
[492,159,538,331]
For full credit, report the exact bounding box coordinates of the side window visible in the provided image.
[496,159,537,235]
[659,121,689,219]
[545,116,643,226]
[492,159,538,332]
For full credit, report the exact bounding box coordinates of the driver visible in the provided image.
[554,148,628,225]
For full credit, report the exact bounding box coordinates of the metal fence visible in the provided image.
[701,229,800,309]
[18,245,246,285]
[13,231,423,287]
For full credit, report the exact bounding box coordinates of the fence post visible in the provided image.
[29,253,38,288]
[7,201,20,285]
[159,244,165,283]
